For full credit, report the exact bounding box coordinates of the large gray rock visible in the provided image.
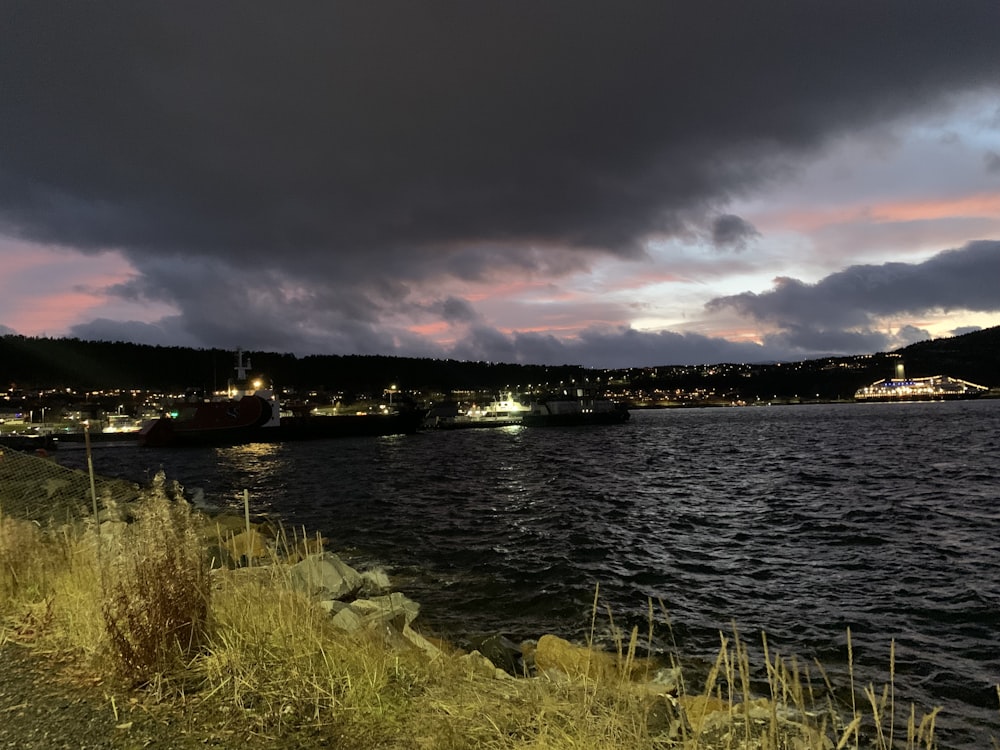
[401,625,444,660]
[349,592,420,631]
[289,552,363,600]
[323,592,420,634]
[328,604,366,632]
[469,633,522,676]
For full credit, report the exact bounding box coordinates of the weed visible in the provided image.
[101,490,210,684]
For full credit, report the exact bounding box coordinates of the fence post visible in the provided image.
[84,421,100,539]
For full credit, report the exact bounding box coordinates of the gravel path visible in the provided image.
[0,641,335,749]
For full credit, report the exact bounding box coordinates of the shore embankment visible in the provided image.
[0,460,946,749]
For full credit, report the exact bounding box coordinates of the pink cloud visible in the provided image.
[406,321,450,337]
[0,238,151,336]
[755,191,1000,234]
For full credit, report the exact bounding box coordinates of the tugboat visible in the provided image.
[425,392,529,429]
[138,350,424,447]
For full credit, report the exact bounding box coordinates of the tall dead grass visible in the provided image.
[0,511,66,639]
[100,490,210,685]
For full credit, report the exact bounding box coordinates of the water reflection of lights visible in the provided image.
[216,442,284,460]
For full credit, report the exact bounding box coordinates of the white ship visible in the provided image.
[854,362,987,402]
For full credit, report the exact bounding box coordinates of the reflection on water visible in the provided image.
[217,442,285,461]
[61,400,1000,747]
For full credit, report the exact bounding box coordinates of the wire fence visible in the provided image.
[0,445,142,527]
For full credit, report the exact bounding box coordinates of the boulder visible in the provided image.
[210,514,253,538]
[323,592,419,634]
[677,694,731,734]
[401,625,445,660]
[328,604,365,633]
[225,529,268,562]
[284,535,329,562]
[469,633,522,676]
[289,552,363,600]
[534,634,618,681]
[349,592,420,631]
[459,650,515,681]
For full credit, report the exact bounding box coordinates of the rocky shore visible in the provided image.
[197,514,834,748]
[0,465,876,750]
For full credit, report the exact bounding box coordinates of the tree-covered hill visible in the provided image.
[894,326,1000,387]
[0,336,588,394]
[1,326,997,397]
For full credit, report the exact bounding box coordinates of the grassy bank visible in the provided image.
[1,482,944,749]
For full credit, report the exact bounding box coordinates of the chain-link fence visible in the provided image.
[0,446,142,526]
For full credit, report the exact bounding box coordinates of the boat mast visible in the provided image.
[234,349,251,381]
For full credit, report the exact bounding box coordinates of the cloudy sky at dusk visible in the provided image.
[2,2,999,368]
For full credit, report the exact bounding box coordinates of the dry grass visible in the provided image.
[0,512,63,606]
[101,492,210,685]
[0,490,971,749]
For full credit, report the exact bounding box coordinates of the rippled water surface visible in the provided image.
[67,400,1000,747]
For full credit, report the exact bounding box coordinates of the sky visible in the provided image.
[2,2,999,369]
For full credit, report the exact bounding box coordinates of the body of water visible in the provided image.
[62,400,1000,747]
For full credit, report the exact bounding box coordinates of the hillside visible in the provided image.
[0,335,588,394]
[1,326,997,396]
[895,325,1000,387]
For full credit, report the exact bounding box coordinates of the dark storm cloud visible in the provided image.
[69,318,194,348]
[759,326,895,357]
[949,325,983,336]
[986,151,1000,174]
[710,215,760,251]
[451,324,792,369]
[707,240,1000,336]
[2,2,999,361]
[3,2,998,263]
[440,297,480,324]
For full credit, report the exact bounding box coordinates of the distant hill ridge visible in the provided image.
[1,325,997,393]
[895,325,999,385]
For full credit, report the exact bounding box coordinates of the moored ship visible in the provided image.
[138,351,424,447]
[854,362,988,402]
[425,392,529,429]
[521,387,630,427]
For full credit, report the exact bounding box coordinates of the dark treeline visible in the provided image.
[0,336,590,394]
[894,326,1000,387]
[1,325,998,398]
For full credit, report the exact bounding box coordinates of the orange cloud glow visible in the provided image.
[406,321,451,337]
[869,193,1000,222]
[758,191,1000,233]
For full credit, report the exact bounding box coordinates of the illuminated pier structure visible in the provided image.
[854,362,988,402]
